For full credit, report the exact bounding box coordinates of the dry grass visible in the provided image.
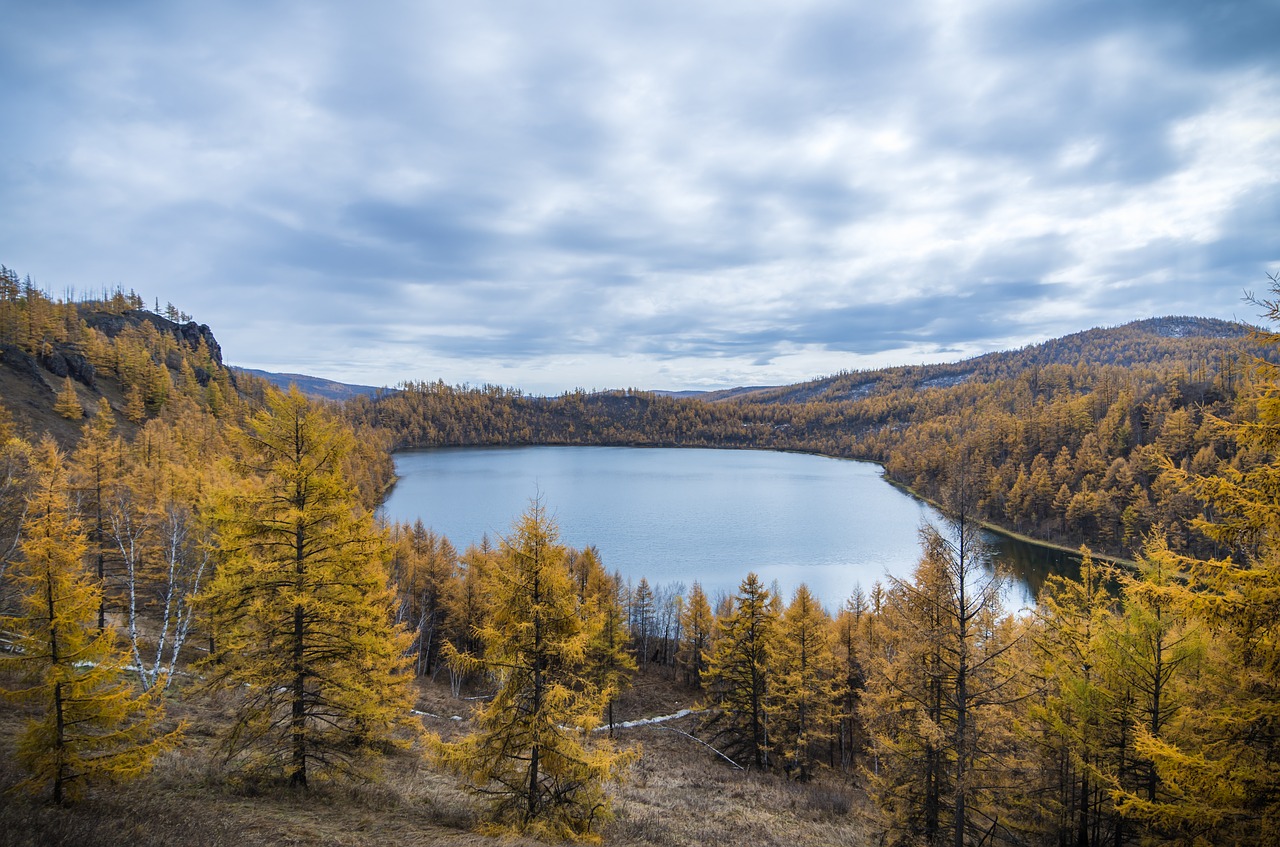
[0,668,881,846]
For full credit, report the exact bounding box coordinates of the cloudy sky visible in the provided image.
[2,1,1278,393]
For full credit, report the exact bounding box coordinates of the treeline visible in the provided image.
[359,477,1278,845]
[348,318,1266,562]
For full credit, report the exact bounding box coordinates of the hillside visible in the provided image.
[349,316,1267,561]
[233,367,390,402]
[0,285,243,447]
[724,316,1254,406]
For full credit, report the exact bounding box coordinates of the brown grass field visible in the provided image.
[0,669,880,846]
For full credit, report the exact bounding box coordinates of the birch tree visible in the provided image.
[0,439,180,803]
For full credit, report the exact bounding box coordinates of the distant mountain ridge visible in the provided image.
[233,368,390,402]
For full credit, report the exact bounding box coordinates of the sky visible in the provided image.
[2,1,1278,394]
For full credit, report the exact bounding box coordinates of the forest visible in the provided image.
[347,315,1264,564]
[0,265,1277,847]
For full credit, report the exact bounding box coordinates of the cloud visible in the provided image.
[0,0,1277,393]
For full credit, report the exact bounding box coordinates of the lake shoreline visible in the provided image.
[381,445,1067,608]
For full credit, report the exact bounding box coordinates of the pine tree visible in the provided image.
[702,572,775,769]
[53,376,83,420]
[0,439,180,803]
[199,387,415,787]
[436,501,634,839]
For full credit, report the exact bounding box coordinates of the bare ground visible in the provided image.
[0,669,880,846]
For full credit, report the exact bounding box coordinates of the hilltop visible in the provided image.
[719,316,1255,406]
[233,368,390,402]
[0,289,239,447]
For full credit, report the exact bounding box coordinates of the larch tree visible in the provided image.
[702,572,776,769]
[769,584,844,781]
[864,534,956,843]
[677,581,714,688]
[53,375,83,420]
[1027,549,1124,846]
[1103,279,1280,845]
[630,576,655,667]
[1106,535,1200,829]
[0,439,180,803]
[199,386,415,787]
[0,413,34,585]
[865,507,1020,847]
[437,501,634,840]
[104,419,215,691]
[390,520,458,676]
[69,398,121,631]
[442,539,493,697]
[583,560,635,735]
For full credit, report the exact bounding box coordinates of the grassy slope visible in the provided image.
[0,668,874,847]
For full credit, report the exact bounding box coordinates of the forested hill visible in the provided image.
[347,316,1269,561]
[721,316,1253,406]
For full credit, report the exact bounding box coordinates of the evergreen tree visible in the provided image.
[437,501,634,839]
[0,440,180,803]
[200,387,415,787]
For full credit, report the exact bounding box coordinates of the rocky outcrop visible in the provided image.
[1,344,50,389]
[38,347,96,388]
[83,309,223,367]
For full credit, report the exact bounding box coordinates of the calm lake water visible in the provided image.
[380,446,1065,610]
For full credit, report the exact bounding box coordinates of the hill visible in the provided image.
[0,283,243,447]
[349,316,1266,561]
[233,368,389,402]
[724,316,1254,407]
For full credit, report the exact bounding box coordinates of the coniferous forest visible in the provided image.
[1,265,1278,846]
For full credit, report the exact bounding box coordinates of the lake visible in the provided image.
[380,446,1063,610]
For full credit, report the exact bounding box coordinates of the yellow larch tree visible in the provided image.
[769,584,844,781]
[437,501,635,840]
[199,387,416,787]
[0,439,180,803]
[53,375,83,420]
[583,557,635,735]
[677,580,714,688]
[1108,281,1280,844]
[702,572,776,769]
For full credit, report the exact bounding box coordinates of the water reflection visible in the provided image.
[382,446,1079,611]
[984,531,1083,608]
